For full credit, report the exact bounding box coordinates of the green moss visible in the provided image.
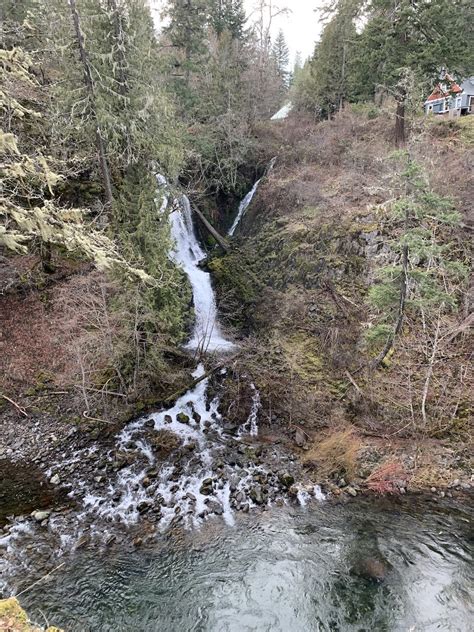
[279,332,324,383]
[0,597,63,631]
[208,253,261,327]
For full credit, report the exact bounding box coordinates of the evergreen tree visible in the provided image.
[209,0,246,39]
[272,29,289,86]
[290,50,303,85]
[367,153,468,367]
[352,0,474,145]
[163,0,210,108]
[294,0,358,118]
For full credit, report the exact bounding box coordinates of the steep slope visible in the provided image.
[211,108,473,490]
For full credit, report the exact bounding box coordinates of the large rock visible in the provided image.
[205,499,223,515]
[278,472,295,489]
[249,485,264,505]
[31,510,50,522]
[199,478,214,495]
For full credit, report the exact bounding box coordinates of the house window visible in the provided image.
[456,97,461,108]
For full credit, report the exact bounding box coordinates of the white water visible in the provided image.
[238,383,261,437]
[228,158,277,237]
[228,179,262,237]
[169,194,235,353]
[65,364,259,530]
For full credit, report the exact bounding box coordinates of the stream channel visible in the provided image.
[0,177,473,630]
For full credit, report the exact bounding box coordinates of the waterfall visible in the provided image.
[228,179,262,237]
[166,191,234,353]
[228,158,277,237]
[238,384,261,437]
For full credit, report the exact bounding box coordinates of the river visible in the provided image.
[17,498,473,631]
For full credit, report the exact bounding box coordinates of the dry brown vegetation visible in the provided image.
[303,428,362,482]
[0,260,191,426]
[214,106,473,485]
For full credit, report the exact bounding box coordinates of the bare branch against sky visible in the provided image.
[149,0,322,65]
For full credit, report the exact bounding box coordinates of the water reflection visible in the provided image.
[19,499,473,631]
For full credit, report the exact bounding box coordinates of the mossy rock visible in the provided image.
[0,598,62,631]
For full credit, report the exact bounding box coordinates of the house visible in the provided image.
[424,74,474,117]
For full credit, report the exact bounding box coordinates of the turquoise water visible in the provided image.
[19,498,473,631]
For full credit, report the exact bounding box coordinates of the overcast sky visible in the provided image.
[244,1,321,65]
[150,1,322,66]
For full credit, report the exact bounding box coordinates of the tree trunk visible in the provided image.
[191,205,229,252]
[69,0,114,210]
[395,91,406,147]
[40,242,55,273]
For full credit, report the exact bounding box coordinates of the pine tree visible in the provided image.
[163,0,210,108]
[272,29,289,86]
[294,1,358,118]
[210,0,246,39]
[367,153,468,367]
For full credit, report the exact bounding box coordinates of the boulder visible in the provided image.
[31,510,50,522]
[205,499,223,515]
[199,478,214,495]
[249,485,264,505]
[177,412,190,424]
[278,472,295,489]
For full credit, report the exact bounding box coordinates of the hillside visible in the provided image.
[211,108,473,491]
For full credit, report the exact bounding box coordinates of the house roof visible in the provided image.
[425,74,474,104]
[460,77,474,96]
[425,78,462,103]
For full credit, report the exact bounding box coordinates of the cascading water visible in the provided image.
[169,194,235,353]
[0,171,324,597]
[228,158,277,237]
[228,179,262,237]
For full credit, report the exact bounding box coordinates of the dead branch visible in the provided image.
[1,394,27,417]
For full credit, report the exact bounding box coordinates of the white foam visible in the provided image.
[238,383,261,437]
[169,196,235,353]
[228,179,262,237]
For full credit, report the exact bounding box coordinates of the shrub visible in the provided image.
[365,460,406,495]
[303,428,361,480]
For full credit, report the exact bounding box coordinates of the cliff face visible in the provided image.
[211,108,473,489]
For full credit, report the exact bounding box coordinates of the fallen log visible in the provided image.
[191,204,230,252]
